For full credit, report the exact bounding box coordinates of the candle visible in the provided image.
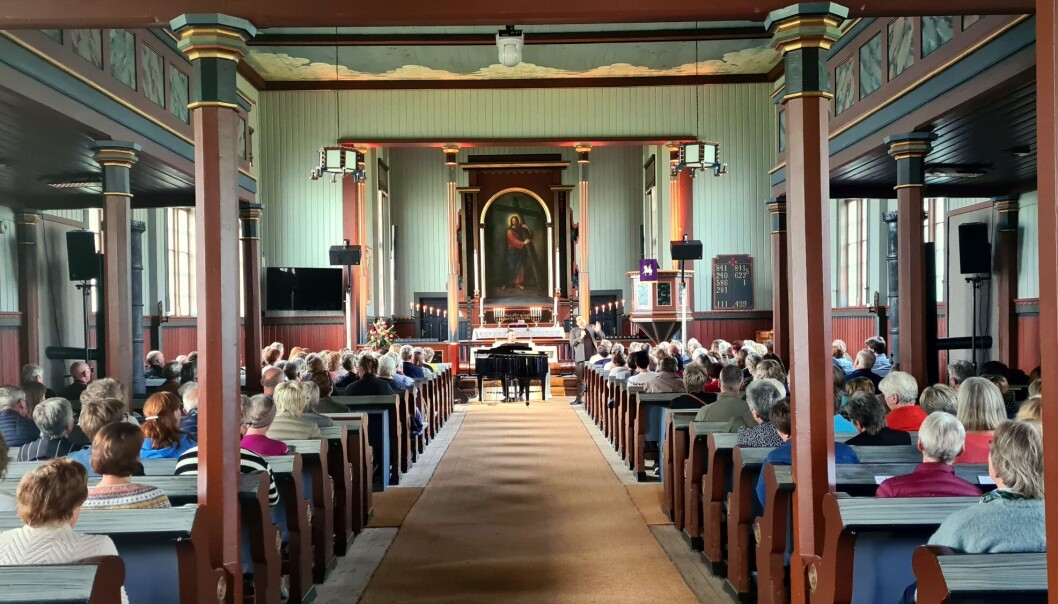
[474,250,480,293]
[554,247,560,291]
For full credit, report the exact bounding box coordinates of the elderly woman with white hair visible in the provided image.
[954,376,1008,464]
[877,412,981,498]
[736,379,787,448]
[266,382,322,441]
[879,370,927,432]
[16,398,77,461]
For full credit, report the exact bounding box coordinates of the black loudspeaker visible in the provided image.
[670,239,703,261]
[66,230,99,281]
[328,244,362,266]
[958,222,991,275]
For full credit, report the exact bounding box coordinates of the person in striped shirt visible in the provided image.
[173,446,280,507]
[17,398,80,462]
[82,423,170,510]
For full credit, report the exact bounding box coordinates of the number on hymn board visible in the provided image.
[712,255,754,311]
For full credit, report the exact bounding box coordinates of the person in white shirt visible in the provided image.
[0,458,128,603]
[626,351,657,387]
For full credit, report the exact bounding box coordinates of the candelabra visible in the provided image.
[529,306,542,328]
[495,306,506,328]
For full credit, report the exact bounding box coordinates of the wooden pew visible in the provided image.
[326,414,373,528]
[261,454,315,604]
[318,425,355,553]
[662,416,725,526]
[633,392,686,480]
[810,495,980,604]
[913,546,1046,603]
[0,557,125,604]
[273,441,336,583]
[621,383,645,462]
[755,463,989,604]
[726,445,772,600]
[331,394,401,488]
[0,506,221,604]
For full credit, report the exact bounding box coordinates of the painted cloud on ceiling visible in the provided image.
[245,44,779,81]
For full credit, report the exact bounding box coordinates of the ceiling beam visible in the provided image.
[247,27,771,47]
[262,73,771,91]
[11,191,195,211]
[0,1,1033,29]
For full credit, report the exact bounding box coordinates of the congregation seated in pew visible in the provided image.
[608,351,630,380]
[755,400,858,512]
[845,349,882,392]
[179,383,199,438]
[954,377,1008,464]
[693,364,754,429]
[0,458,129,603]
[268,382,323,440]
[300,381,336,428]
[832,365,858,432]
[844,392,913,446]
[67,398,128,478]
[881,371,927,432]
[877,411,982,498]
[626,351,655,387]
[17,397,78,461]
[310,370,348,414]
[0,435,12,511]
[83,423,170,510]
[900,419,1046,604]
[1017,395,1042,422]
[0,386,40,448]
[919,383,958,415]
[644,357,686,394]
[139,392,196,460]
[241,394,290,456]
[736,379,786,447]
[344,355,395,397]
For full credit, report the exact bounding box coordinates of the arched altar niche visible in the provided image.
[480,189,552,302]
[457,155,575,328]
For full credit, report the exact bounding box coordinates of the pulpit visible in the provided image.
[627,269,694,344]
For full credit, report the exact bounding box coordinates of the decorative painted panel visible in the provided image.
[141,44,165,107]
[0,210,17,313]
[69,29,102,68]
[887,17,915,80]
[238,117,248,159]
[109,29,136,90]
[922,16,954,58]
[778,110,786,153]
[859,34,882,99]
[1017,191,1039,299]
[962,15,982,30]
[169,66,189,123]
[40,30,62,44]
[834,58,855,115]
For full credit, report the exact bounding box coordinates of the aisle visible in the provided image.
[359,400,699,603]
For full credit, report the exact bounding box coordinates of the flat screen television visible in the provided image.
[266,267,344,311]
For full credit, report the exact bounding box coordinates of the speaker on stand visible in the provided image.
[330,241,362,348]
[958,222,991,371]
[66,231,102,365]
[669,236,703,345]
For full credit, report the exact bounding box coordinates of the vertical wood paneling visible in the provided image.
[1018,191,1039,298]
[1017,311,1040,374]
[0,324,19,384]
[0,207,17,312]
[389,148,448,314]
[587,146,642,301]
[692,84,775,310]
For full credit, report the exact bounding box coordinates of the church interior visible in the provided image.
[0,1,1056,602]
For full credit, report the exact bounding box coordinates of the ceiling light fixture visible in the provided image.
[1009,145,1032,158]
[496,25,524,68]
[310,26,364,183]
[924,164,989,179]
[675,22,726,178]
[47,181,102,189]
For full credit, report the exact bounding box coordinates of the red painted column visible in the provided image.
[767,198,789,365]
[677,166,694,241]
[885,132,936,386]
[15,212,42,368]
[1034,0,1058,595]
[171,14,257,603]
[240,203,263,393]
[93,141,140,409]
[766,5,847,602]
[993,196,1019,369]
[576,144,592,321]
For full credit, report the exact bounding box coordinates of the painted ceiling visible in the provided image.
[244,23,779,82]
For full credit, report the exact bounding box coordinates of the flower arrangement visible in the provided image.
[367,318,398,350]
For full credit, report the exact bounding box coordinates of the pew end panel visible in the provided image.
[912,546,1047,604]
[0,556,126,604]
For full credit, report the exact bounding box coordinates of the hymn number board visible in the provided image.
[712,255,754,310]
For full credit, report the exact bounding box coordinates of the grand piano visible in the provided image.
[474,343,550,404]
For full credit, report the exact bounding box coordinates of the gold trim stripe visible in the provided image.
[187,100,241,111]
[769,162,787,175]
[1,32,193,146]
[101,191,135,197]
[782,90,834,102]
[893,183,924,190]
[829,15,1031,141]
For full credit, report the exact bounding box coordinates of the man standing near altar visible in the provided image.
[570,315,597,406]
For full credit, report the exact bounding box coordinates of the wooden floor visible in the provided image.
[316,399,732,603]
